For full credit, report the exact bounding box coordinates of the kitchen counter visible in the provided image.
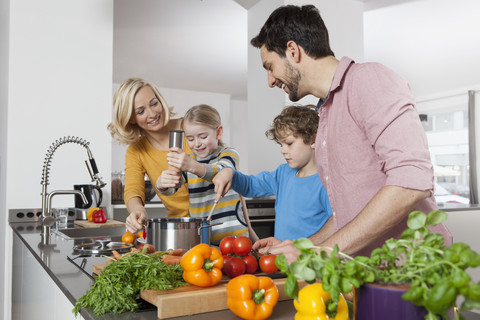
[10,220,296,320]
[10,220,480,320]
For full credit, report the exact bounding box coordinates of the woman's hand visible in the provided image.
[213,168,233,202]
[156,169,181,190]
[126,208,147,234]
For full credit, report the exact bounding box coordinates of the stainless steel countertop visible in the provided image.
[10,221,296,320]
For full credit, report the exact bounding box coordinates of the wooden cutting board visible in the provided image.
[74,219,125,228]
[92,261,306,319]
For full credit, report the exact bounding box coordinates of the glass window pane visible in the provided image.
[416,93,470,206]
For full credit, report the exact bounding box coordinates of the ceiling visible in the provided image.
[232,0,420,11]
[113,0,418,101]
[113,0,248,100]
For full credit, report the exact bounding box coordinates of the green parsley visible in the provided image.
[73,250,186,316]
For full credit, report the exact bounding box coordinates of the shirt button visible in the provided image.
[332,211,336,217]
[322,140,326,146]
[325,176,329,181]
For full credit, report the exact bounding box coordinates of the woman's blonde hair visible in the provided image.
[107,78,175,144]
[182,104,225,147]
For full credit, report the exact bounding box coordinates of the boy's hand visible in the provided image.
[156,169,181,190]
[167,147,193,172]
[213,168,234,201]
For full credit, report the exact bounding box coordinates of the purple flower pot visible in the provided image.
[355,283,427,320]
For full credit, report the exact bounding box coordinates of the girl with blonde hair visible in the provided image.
[108,77,190,233]
[157,104,256,244]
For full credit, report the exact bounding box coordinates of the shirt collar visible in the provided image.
[316,57,355,111]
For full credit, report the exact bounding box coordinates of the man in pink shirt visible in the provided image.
[248,4,452,262]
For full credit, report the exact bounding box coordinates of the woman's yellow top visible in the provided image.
[124,135,191,217]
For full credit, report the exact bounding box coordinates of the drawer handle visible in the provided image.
[250,218,275,223]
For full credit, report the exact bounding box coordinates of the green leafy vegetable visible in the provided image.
[277,210,480,320]
[73,249,186,316]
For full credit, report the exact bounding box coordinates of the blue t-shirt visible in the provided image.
[231,164,332,241]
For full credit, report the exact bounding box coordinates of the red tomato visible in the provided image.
[223,256,246,278]
[232,236,252,257]
[221,255,232,274]
[242,254,258,274]
[219,236,235,255]
[259,254,278,274]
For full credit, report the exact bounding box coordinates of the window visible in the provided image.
[417,91,478,206]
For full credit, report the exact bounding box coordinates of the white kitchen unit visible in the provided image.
[11,230,85,320]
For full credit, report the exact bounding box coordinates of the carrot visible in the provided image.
[168,248,186,256]
[161,254,182,265]
[112,250,122,260]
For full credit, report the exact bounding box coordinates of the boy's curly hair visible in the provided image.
[265,105,319,144]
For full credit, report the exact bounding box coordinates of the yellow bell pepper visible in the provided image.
[180,243,224,287]
[227,274,279,320]
[86,207,99,222]
[294,283,349,320]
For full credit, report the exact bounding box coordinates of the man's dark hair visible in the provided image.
[251,4,334,58]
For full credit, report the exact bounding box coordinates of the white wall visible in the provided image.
[364,0,480,100]
[247,0,286,176]
[0,0,10,317]
[2,1,114,319]
[231,99,249,172]
[247,0,365,174]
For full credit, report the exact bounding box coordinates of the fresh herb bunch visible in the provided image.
[276,210,480,320]
[73,249,186,316]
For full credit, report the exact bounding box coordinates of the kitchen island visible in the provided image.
[10,219,480,320]
[10,220,296,320]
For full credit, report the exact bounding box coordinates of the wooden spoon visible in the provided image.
[206,201,218,221]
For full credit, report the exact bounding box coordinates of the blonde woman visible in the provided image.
[108,78,190,233]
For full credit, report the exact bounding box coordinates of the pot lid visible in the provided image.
[73,239,133,255]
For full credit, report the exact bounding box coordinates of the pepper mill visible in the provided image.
[168,130,184,173]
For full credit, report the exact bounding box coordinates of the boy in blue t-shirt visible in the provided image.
[213,105,332,241]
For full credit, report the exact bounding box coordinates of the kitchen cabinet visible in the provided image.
[12,231,85,320]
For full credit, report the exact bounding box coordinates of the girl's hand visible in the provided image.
[156,169,181,190]
[167,147,193,172]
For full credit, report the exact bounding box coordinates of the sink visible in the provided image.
[55,226,126,240]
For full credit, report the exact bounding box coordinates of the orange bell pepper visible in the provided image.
[180,243,224,287]
[227,274,279,320]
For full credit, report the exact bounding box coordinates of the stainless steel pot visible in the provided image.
[146,217,214,251]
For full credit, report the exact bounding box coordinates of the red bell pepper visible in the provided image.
[92,208,107,223]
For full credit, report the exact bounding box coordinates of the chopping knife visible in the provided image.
[136,221,148,244]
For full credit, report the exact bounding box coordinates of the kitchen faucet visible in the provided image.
[40,136,107,219]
